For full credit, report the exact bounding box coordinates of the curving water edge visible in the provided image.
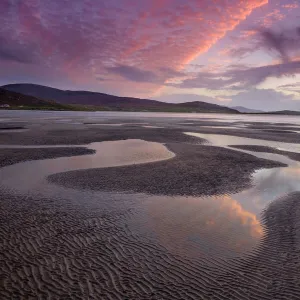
[1,132,300,299]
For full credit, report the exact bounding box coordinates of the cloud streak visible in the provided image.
[0,0,268,94]
[169,60,300,90]
[278,82,300,93]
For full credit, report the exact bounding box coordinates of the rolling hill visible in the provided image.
[2,83,239,113]
[0,88,77,110]
[232,106,264,113]
[263,110,300,115]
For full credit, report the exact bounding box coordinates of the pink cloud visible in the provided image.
[260,9,285,27]
[0,0,268,95]
[282,3,298,9]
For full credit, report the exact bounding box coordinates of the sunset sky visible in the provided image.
[1,0,300,110]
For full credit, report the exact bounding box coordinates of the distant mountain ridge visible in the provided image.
[0,88,74,110]
[263,110,300,115]
[232,106,263,113]
[2,83,239,113]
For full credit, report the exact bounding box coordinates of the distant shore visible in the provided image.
[1,107,300,116]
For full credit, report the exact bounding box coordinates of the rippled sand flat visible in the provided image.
[1,111,300,299]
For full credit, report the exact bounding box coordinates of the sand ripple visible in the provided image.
[1,190,300,299]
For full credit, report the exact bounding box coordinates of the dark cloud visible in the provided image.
[228,26,300,62]
[259,28,300,62]
[170,61,300,90]
[0,37,35,64]
[95,76,107,82]
[107,64,186,84]
[226,61,300,88]
[159,67,186,78]
[106,64,159,83]
[227,63,251,70]
[184,64,205,69]
[167,72,228,89]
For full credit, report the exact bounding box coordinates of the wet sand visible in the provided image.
[1,112,300,299]
[0,147,95,168]
[0,126,204,145]
[48,143,284,196]
[207,192,300,300]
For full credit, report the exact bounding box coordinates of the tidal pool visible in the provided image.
[131,133,300,258]
[0,133,299,260]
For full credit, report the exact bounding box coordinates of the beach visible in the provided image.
[1,111,300,299]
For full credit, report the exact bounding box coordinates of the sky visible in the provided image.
[1,0,300,110]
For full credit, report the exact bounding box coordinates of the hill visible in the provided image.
[0,88,77,110]
[232,106,263,113]
[264,110,300,115]
[2,83,239,113]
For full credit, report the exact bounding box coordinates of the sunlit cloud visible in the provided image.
[0,0,268,95]
[146,194,263,257]
[2,0,300,111]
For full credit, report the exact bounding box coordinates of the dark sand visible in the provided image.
[1,118,300,145]
[48,143,285,196]
[1,115,300,299]
[0,126,204,145]
[1,181,300,299]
